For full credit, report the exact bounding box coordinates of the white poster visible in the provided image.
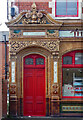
[54,61,57,83]
[11,62,15,83]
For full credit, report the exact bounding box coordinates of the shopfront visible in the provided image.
[6,3,83,117]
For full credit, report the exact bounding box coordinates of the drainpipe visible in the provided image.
[3,35,7,80]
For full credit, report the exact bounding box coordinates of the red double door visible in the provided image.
[23,54,46,116]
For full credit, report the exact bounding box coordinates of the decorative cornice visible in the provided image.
[10,30,59,38]
[10,40,59,53]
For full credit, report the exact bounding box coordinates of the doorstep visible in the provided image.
[1,116,83,120]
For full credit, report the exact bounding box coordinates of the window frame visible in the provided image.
[63,56,73,65]
[55,0,79,17]
[62,50,83,99]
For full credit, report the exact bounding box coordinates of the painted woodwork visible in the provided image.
[6,2,83,117]
[23,54,46,116]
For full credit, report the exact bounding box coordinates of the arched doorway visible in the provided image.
[23,54,46,116]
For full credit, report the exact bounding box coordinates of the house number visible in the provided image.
[11,62,15,83]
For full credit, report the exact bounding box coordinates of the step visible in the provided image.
[2,116,83,120]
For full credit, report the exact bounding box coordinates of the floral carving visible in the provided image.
[47,30,59,38]
[10,31,22,38]
[10,40,59,53]
[51,83,59,95]
[10,84,16,94]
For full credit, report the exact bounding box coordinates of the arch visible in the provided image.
[16,46,52,116]
[23,54,46,116]
[16,45,52,55]
[60,48,83,57]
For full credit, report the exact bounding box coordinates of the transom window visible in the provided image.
[63,56,72,64]
[25,58,33,65]
[36,58,44,65]
[55,0,78,17]
[24,54,45,67]
[75,53,83,64]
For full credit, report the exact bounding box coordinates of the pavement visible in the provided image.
[1,116,83,120]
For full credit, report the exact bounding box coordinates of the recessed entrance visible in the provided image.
[23,54,46,116]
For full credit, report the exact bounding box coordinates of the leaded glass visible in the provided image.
[75,53,83,64]
[25,58,33,65]
[63,56,72,64]
[36,58,44,65]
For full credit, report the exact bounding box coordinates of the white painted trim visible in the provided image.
[49,0,55,17]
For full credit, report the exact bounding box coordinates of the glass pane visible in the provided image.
[67,1,77,15]
[36,58,44,65]
[63,56,72,64]
[25,58,33,65]
[63,68,83,97]
[75,53,83,64]
[56,0,66,15]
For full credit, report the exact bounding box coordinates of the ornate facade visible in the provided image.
[6,2,83,117]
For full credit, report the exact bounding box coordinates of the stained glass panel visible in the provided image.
[25,58,33,65]
[36,58,44,65]
[75,53,83,64]
[63,56,72,64]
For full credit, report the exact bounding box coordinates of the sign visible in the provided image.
[59,31,74,37]
[54,61,57,83]
[23,32,45,36]
[11,62,15,83]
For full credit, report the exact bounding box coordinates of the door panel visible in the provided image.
[35,68,45,115]
[24,68,34,115]
[23,54,45,116]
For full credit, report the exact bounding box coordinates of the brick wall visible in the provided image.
[9,0,83,20]
[15,1,52,13]
[2,42,9,117]
[0,31,9,117]
[0,42,2,120]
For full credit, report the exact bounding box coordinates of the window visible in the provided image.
[55,0,78,17]
[63,68,83,97]
[25,58,33,65]
[75,53,83,64]
[63,56,72,64]
[62,50,83,98]
[36,58,44,65]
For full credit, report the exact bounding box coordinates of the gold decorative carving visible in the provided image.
[46,30,59,38]
[10,31,22,38]
[51,83,59,95]
[10,30,59,38]
[10,84,16,94]
[10,40,59,53]
[22,3,46,24]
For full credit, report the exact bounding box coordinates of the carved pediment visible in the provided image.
[6,3,63,26]
[22,3,46,24]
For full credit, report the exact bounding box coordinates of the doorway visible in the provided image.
[23,54,46,116]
